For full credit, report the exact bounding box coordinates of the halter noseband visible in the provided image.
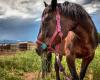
[36,7,63,53]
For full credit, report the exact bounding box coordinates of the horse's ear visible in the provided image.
[44,1,48,7]
[51,0,57,10]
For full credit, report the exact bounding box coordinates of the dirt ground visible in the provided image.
[23,72,41,80]
[0,51,16,55]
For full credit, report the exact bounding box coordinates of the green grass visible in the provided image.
[0,51,41,80]
[0,46,100,80]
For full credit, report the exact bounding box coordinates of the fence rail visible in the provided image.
[0,42,36,53]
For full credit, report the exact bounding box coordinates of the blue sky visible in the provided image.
[91,14,100,32]
[0,13,99,42]
[0,17,41,42]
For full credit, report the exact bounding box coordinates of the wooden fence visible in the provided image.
[0,42,36,52]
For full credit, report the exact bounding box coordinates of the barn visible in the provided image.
[17,42,35,51]
[0,41,35,52]
[0,44,11,52]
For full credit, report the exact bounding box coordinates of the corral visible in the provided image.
[0,42,36,54]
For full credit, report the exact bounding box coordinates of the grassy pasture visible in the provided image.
[0,46,100,80]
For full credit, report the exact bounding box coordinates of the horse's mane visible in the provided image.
[58,1,89,21]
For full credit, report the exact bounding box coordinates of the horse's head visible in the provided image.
[35,0,77,55]
[36,0,59,55]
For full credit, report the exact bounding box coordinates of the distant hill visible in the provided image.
[0,40,33,44]
[0,40,19,44]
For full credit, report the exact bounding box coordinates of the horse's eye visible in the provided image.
[45,16,52,21]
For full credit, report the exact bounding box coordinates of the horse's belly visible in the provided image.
[73,44,92,58]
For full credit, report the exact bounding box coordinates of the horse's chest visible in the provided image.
[56,31,75,55]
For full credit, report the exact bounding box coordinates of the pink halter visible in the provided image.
[37,7,63,53]
[48,7,63,49]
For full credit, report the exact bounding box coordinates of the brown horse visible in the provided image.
[36,0,98,80]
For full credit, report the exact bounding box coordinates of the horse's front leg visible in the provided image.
[55,55,63,80]
[79,52,94,80]
[66,54,79,80]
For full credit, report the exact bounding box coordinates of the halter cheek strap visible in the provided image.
[48,7,63,50]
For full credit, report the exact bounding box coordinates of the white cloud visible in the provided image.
[0,0,44,19]
[0,0,100,21]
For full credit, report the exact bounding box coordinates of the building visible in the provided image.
[0,42,36,52]
[17,42,36,51]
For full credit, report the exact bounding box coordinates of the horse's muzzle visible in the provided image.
[35,44,47,56]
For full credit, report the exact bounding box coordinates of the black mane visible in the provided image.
[58,1,89,21]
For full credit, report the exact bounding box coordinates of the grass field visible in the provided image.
[0,46,100,80]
